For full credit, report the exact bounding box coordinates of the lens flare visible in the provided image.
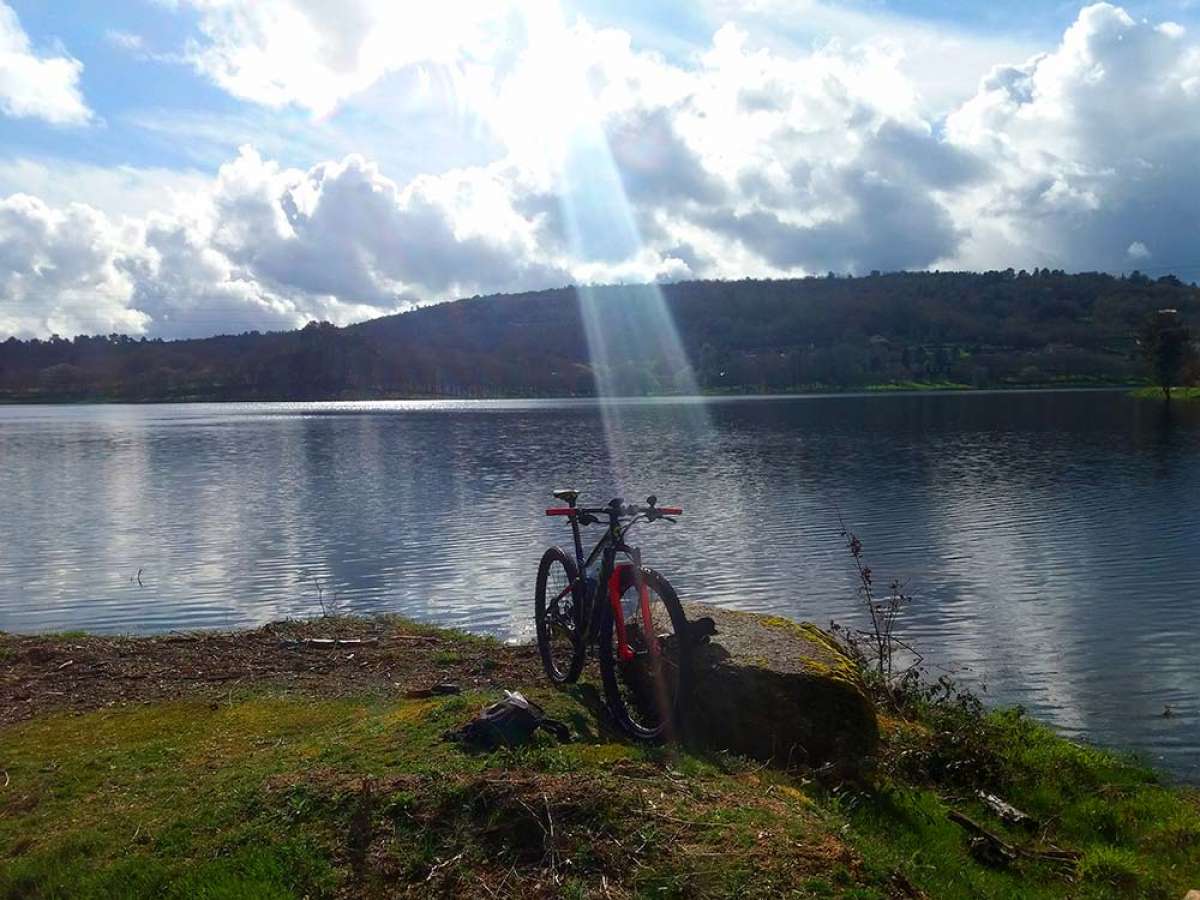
[525,2,711,493]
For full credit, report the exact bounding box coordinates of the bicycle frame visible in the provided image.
[550,505,660,662]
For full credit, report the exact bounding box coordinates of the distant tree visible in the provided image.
[1137,309,1195,400]
[1,271,1197,401]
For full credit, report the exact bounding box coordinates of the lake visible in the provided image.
[1,391,1197,777]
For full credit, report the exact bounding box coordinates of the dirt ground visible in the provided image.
[0,616,542,727]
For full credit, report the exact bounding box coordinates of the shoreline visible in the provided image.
[3,615,1191,784]
[3,612,1198,897]
[0,382,1148,407]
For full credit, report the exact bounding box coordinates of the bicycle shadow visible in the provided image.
[559,675,758,775]
[561,681,619,743]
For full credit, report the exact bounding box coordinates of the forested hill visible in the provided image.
[2,270,1196,401]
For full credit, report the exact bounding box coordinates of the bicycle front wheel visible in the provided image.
[534,546,585,684]
[598,566,691,741]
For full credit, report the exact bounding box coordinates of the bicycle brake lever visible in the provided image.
[663,516,677,523]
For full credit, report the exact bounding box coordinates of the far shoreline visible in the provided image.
[0,381,1148,407]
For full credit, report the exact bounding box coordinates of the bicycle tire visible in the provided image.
[598,566,691,741]
[534,546,586,684]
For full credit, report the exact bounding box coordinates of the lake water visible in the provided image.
[1,391,1197,777]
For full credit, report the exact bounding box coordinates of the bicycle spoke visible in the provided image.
[536,553,581,682]
[608,579,682,734]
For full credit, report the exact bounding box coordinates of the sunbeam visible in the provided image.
[522,0,712,494]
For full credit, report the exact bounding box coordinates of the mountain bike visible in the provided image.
[535,490,690,740]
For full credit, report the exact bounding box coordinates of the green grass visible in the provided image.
[841,710,1200,899]
[1129,385,1200,400]
[864,380,972,392]
[3,639,1199,897]
[0,688,851,897]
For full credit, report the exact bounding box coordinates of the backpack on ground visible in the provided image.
[444,690,571,750]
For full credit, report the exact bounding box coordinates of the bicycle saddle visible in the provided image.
[552,488,579,504]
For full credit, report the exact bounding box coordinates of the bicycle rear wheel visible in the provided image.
[598,566,690,741]
[534,546,585,684]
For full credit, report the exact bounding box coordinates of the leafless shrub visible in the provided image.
[831,516,923,706]
[305,575,341,618]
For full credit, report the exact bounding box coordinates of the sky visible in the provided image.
[1,0,1199,339]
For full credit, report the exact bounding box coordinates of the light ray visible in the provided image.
[522,1,711,496]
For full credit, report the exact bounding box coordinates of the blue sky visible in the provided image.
[9,0,1197,176]
[2,0,1146,171]
[1,1,1199,338]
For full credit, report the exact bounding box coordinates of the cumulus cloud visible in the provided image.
[0,147,571,339]
[944,3,1200,271]
[0,158,210,218]
[0,194,145,337]
[0,2,91,124]
[3,3,1200,339]
[175,0,517,116]
[222,150,568,302]
[667,27,982,273]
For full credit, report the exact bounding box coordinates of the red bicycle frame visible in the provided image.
[609,562,660,663]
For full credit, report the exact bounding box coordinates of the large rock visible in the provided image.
[681,603,879,768]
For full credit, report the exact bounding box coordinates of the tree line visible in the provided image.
[1,269,1197,402]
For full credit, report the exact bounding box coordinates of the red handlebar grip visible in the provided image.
[659,507,683,515]
[545,508,574,516]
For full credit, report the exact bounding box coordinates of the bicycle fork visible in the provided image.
[608,549,660,663]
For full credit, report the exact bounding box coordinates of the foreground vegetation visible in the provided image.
[2,617,1197,898]
[2,270,1196,402]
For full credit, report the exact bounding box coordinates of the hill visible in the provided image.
[1,270,1196,401]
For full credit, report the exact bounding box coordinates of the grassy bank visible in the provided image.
[2,617,1197,898]
[1129,386,1200,401]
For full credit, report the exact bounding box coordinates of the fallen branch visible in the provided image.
[425,852,464,883]
[403,683,461,699]
[949,810,1080,871]
[948,810,1019,866]
[977,791,1037,829]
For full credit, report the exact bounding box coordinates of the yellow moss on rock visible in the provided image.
[682,603,880,767]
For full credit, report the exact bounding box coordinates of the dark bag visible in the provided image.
[445,691,571,750]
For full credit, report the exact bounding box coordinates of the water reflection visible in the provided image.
[0,391,1198,777]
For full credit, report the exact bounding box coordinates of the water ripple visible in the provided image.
[1,392,1198,778]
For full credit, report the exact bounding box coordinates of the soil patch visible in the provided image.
[0,617,539,727]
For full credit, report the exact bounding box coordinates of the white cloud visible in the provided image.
[208,146,569,307]
[502,18,979,277]
[0,194,146,337]
[105,29,145,51]
[0,158,210,218]
[699,0,1039,115]
[0,2,91,124]
[944,3,1200,271]
[175,0,519,117]
[3,3,1200,339]
[0,146,572,338]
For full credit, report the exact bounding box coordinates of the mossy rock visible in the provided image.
[681,603,879,768]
